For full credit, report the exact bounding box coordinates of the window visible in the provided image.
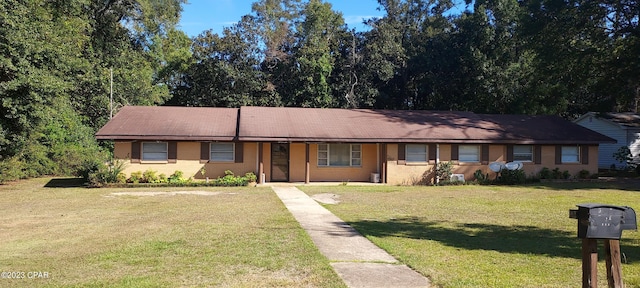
[318,144,361,166]
[459,145,480,162]
[210,143,234,162]
[561,146,579,163]
[142,142,167,161]
[351,144,362,166]
[513,145,533,162]
[406,144,427,162]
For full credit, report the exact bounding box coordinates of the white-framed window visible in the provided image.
[351,144,362,166]
[459,145,480,162]
[318,144,361,167]
[561,146,580,163]
[210,143,234,162]
[406,144,428,162]
[142,142,168,161]
[513,145,533,162]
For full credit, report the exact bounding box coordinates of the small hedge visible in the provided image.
[82,162,257,188]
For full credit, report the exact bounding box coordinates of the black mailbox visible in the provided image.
[569,203,637,239]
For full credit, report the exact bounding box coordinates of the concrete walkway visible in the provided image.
[272,186,431,288]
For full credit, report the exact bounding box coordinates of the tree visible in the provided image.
[171,18,278,107]
[285,0,346,107]
[0,0,102,180]
[362,0,455,109]
[444,0,537,114]
[78,0,188,128]
[330,30,377,108]
[519,0,619,116]
[0,0,188,182]
[601,0,640,112]
[251,0,303,65]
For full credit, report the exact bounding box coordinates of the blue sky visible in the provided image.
[177,0,384,37]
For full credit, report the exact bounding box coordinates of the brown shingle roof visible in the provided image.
[95,106,615,144]
[95,106,238,141]
[238,107,615,144]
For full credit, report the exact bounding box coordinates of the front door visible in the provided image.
[271,143,289,182]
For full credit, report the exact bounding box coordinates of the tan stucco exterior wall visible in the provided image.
[114,141,599,184]
[258,143,378,182]
[289,143,307,182]
[116,141,202,178]
[201,142,258,179]
[385,144,600,184]
[262,142,272,181]
[306,143,378,182]
[114,141,133,161]
[385,144,435,185]
[114,141,258,180]
[443,145,506,181]
[531,145,599,177]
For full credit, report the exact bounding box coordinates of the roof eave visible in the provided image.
[96,135,236,141]
[237,137,616,144]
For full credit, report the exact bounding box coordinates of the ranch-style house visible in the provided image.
[96,106,615,185]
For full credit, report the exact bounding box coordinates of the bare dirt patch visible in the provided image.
[108,191,232,197]
[311,193,341,204]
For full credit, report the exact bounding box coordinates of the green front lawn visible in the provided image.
[0,178,344,288]
[301,183,640,288]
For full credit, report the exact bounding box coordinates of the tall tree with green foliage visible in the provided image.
[362,0,454,109]
[285,0,346,107]
[77,0,189,128]
[0,0,97,180]
[446,0,537,114]
[518,0,634,115]
[0,0,188,182]
[601,0,640,112]
[170,18,279,107]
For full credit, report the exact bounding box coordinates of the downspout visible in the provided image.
[376,143,380,174]
[258,142,264,184]
[305,143,310,184]
[382,143,387,183]
[435,144,440,185]
[256,143,260,182]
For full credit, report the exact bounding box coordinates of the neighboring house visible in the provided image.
[574,112,640,169]
[96,106,615,185]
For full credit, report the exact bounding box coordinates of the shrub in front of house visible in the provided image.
[436,179,466,186]
[578,170,590,179]
[81,159,127,187]
[538,167,552,179]
[128,171,143,184]
[168,170,186,184]
[142,169,160,183]
[473,169,491,184]
[85,166,256,187]
[435,161,454,183]
[210,171,257,186]
[495,168,527,185]
[537,167,571,180]
[116,172,127,184]
[244,172,257,183]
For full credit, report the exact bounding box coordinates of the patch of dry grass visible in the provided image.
[0,178,344,287]
[301,183,640,288]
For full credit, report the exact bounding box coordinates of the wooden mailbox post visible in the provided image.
[570,204,636,288]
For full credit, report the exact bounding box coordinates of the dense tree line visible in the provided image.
[1,0,638,181]
[173,0,639,115]
[0,0,189,181]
